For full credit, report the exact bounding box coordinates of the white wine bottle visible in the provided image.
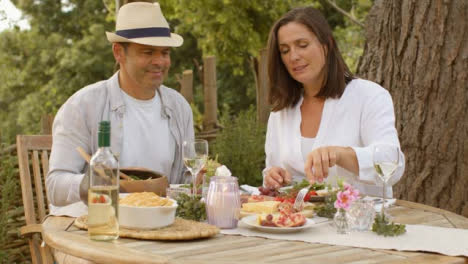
[88,121,119,241]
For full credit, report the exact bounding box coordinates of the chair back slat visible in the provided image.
[16,135,53,264]
[16,135,53,225]
[17,136,37,225]
[41,150,50,207]
[32,150,47,221]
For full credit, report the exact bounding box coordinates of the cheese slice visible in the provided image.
[241,201,280,214]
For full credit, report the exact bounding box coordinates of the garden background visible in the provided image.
[0,0,466,262]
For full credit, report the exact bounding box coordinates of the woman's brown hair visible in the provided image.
[267,7,354,111]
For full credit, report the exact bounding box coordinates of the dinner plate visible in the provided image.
[241,215,315,233]
[239,208,315,219]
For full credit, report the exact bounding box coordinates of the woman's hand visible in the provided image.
[304,146,338,183]
[304,146,358,183]
[264,167,292,189]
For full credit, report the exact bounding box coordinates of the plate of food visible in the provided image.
[240,200,316,218]
[241,214,315,233]
[275,180,333,202]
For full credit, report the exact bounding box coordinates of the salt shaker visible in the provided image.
[205,176,241,229]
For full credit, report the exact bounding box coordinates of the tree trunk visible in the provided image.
[357,0,468,217]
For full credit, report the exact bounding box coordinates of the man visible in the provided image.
[46,2,194,215]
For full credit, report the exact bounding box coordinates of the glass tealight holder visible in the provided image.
[205,176,240,229]
[347,199,375,232]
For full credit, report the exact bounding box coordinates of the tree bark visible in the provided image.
[357,0,468,217]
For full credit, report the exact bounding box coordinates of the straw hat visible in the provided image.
[106,2,183,47]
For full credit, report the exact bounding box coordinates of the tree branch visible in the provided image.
[324,0,365,28]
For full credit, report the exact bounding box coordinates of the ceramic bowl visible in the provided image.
[118,196,177,230]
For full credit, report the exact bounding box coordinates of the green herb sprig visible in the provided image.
[286,179,330,193]
[315,190,338,218]
[372,213,406,236]
[175,193,206,221]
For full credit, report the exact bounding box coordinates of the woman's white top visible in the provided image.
[264,79,405,197]
[301,137,316,162]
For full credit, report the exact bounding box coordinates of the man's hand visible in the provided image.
[264,167,292,189]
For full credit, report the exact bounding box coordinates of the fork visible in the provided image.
[293,185,311,211]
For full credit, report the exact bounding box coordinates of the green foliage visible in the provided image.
[0,148,21,260]
[372,213,407,236]
[315,192,338,218]
[0,0,114,143]
[332,0,372,73]
[211,107,266,186]
[0,0,371,144]
[159,0,312,114]
[175,193,206,221]
[190,103,204,132]
[16,24,114,135]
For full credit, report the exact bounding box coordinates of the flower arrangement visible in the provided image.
[315,181,357,218]
[317,180,406,236]
[334,184,360,210]
[332,183,359,234]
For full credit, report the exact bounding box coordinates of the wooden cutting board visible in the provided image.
[74,215,219,240]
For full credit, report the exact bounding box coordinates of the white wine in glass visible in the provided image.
[183,139,208,197]
[373,144,399,217]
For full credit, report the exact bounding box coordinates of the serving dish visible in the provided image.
[118,193,177,230]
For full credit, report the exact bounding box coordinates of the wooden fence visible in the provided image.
[177,53,270,141]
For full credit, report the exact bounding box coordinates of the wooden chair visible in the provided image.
[16,135,54,264]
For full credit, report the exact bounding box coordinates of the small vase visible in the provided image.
[334,209,349,234]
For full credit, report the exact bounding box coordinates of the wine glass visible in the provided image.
[373,144,399,218]
[182,139,208,197]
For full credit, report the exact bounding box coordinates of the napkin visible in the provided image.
[240,185,260,195]
[215,165,232,177]
[49,202,88,217]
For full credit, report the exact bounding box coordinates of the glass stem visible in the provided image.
[192,172,197,198]
[382,182,386,218]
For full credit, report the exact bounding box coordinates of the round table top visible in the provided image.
[42,200,468,264]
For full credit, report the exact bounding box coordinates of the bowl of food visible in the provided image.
[119,192,177,229]
[119,167,169,196]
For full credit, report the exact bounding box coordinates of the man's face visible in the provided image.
[117,42,171,92]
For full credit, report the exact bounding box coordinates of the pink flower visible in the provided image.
[334,184,360,210]
[334,191,352,209]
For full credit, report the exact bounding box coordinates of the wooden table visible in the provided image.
[43,200,468,264]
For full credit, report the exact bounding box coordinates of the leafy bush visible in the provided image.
[211,107,266,186]
[0,147,21,262]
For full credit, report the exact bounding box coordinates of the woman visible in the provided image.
[263,7,405,197]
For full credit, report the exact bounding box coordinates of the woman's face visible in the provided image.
[277,22,327,88]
